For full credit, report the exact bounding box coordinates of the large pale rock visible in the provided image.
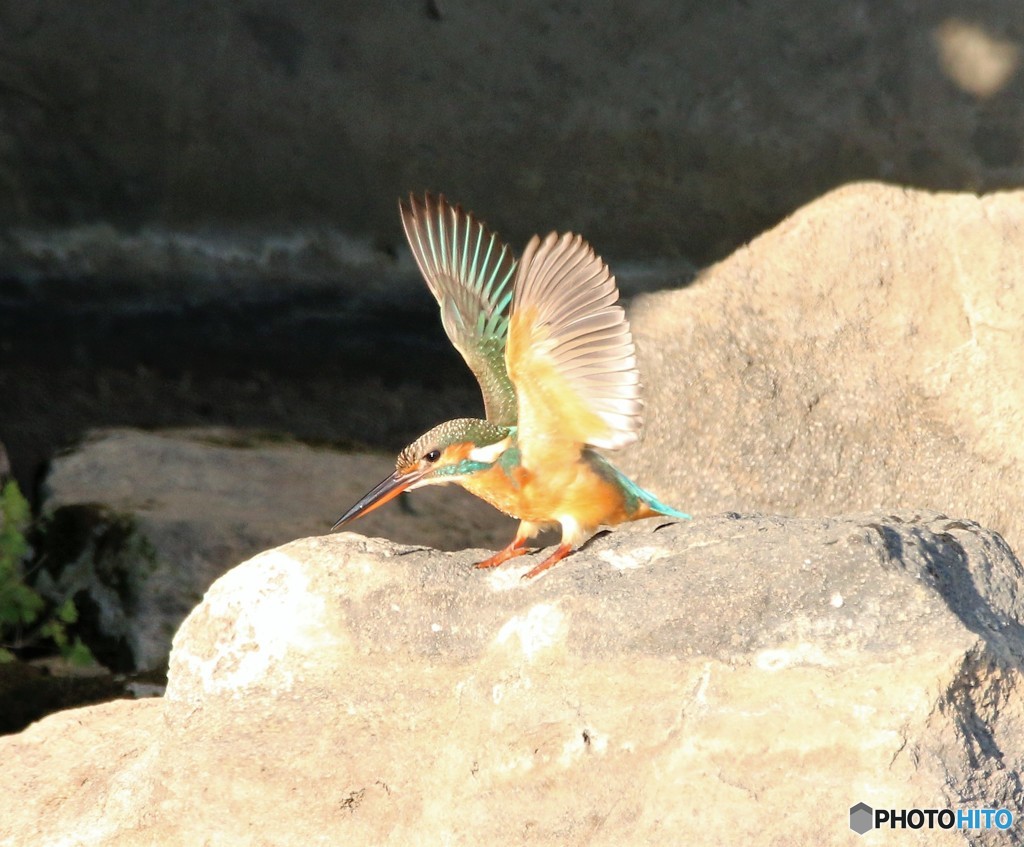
[39,428,514,670]
[2,512,1023,845]
[626,183,1024,560]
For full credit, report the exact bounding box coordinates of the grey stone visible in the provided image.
[1,512,1022,845]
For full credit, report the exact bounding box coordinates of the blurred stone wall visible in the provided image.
[1,1,1021,264]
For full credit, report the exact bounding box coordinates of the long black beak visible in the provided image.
[331,468,424,531]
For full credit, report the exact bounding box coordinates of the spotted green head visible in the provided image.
[331,418,513,529]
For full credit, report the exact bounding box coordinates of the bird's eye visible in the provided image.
[423,449,441,463]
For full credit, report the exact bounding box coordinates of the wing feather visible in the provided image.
[506,231,642,465]
[400,194,518,424]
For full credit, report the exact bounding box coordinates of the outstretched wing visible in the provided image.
[400,194,518,425]
[506,231,642,467]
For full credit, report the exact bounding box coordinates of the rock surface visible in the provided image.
[2,3,1021,263]
[38,428,514,670]
[624,182,1024,562]
[2,512,1023,845]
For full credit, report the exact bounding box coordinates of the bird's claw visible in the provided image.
[474,543,529,570]
[520,543,573,580]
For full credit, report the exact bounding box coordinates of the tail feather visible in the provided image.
[588,451,690,521]
[635,494,691,521]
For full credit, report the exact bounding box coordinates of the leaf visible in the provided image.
[56,598,79,624]
[39,619,68,647]
[65,638,96,667]
[0,531,28,564]
[0,583,44,626]
[0,482,30,530]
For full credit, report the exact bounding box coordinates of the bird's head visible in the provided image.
[331,418,513,530]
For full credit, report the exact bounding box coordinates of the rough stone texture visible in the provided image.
[38,428,514,670]
[623,182,1024,562]
[1,3,1022,265]
[2,512,1023,845]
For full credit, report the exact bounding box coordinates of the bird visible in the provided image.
[331,193,689,578]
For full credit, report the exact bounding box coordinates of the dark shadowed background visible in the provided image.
[1,0,1022,495]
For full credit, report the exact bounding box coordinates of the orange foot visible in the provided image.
[474,537,529,569]
[521,543,573,580]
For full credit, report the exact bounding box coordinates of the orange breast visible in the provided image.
[458,453,633,531]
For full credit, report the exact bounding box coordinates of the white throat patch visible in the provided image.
[468,438,511,464]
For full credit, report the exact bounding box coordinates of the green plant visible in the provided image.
[0,480,93,665]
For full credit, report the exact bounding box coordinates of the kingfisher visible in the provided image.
[332,193,689,578]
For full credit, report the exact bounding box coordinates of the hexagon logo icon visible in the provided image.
[850,802,874,835]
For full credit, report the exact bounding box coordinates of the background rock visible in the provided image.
[1,2,1021,265]
[0,251,693,497]
[38,427,514,670]
[623,182,1024,560]
[4,6,1022,496]
[0,660,160,737]
[2,512,1022,845]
